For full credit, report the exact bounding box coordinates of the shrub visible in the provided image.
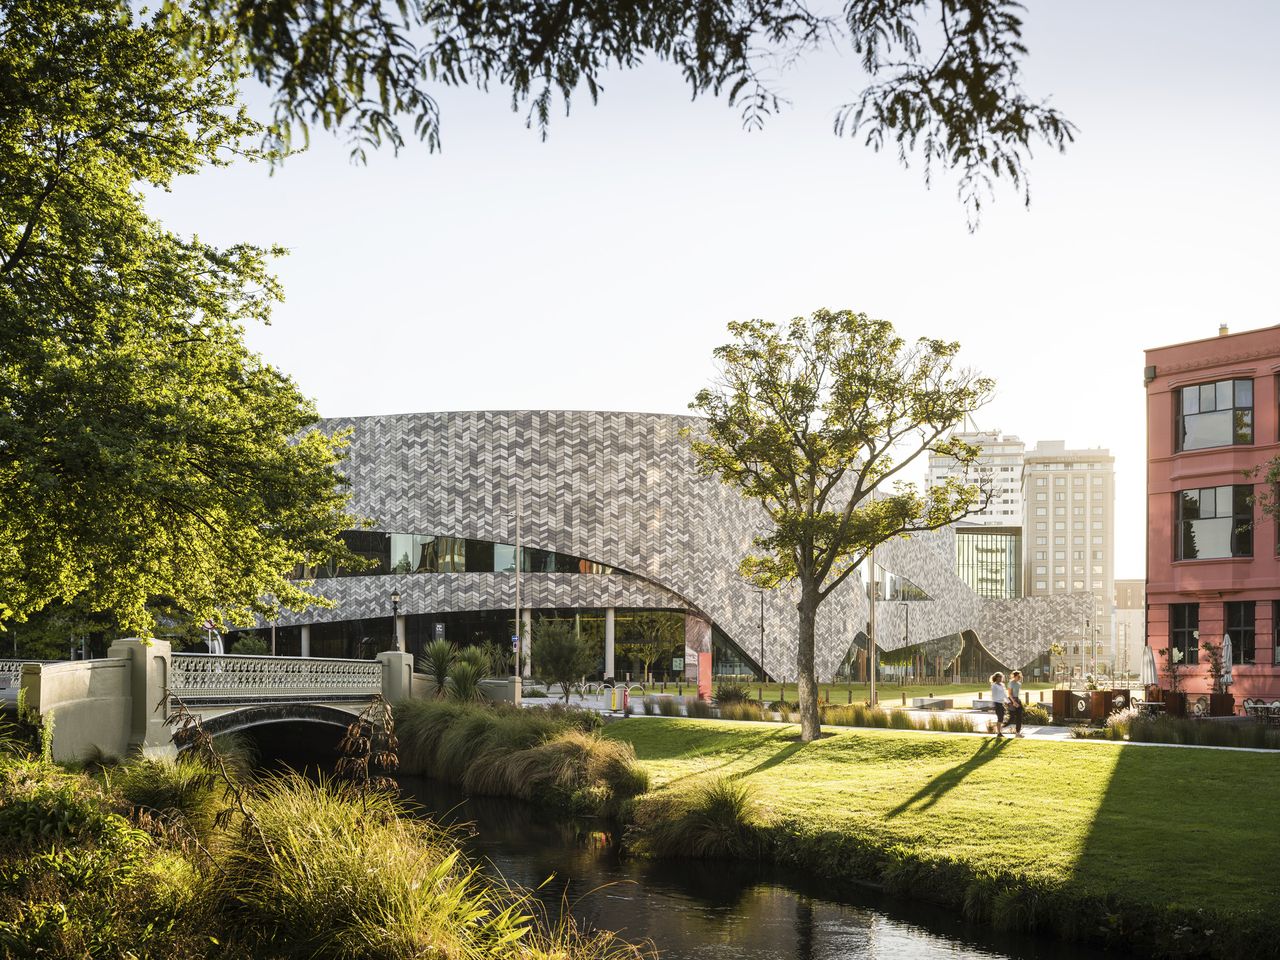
[446,660,485,702]
[231,635,269,655]
[524,687,549,698]
[627,777,766,859]
[713,682,751,704]
[394,700,644,814]
[685,698,715,719]
[1128,716,1280,750]
[719,702,768,723]
[1022,703,1051,725]
[418,638,455,697]
[533,620,594,703]
[924,714,974,733]
[642,696,658,715]
[115,758,223,849]
[455,644,491,675]
[214,773,538,959]
[657,696,683,717]
[1105,705,1140,739]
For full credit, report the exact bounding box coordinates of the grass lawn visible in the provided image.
[606,717,1278,921]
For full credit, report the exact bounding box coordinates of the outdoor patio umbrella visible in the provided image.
[1141,645,1158,687]
[1221,634,1233,687]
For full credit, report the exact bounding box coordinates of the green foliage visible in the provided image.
[418,638,455,697]
[186,0,1071,225]
[0,0,361,635]
[616,611,683,680]
[454,643,492,677]
[1022,703,1051,725]
[717,701,768,723]
[395,700,645,816]
[1128,716,1280,750]
[114,758,223,850]
[713,682,752,704]
[231,635,270,655]
[656,697,682,717]
[688,310,993,741]
[628,777,766,859]
[685,699,715,719]
[446,660,485,702]
[533,620,594,703]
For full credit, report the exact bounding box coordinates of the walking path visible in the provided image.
[522,687,1280,753]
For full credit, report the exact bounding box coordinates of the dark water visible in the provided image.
[397,777,1113,960]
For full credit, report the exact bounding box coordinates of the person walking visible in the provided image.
[1008,669,1025,738]
[989,672,1007,739]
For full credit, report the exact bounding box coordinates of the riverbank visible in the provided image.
[607,718,1280,959]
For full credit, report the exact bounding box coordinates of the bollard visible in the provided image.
[847,689,853,704]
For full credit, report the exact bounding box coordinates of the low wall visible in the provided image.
[479,677,522,706]
[21,660,131,762]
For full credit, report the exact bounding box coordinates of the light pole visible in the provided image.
[391,589,401,652]
[757,589,765,683]
[899,601,910,679]
[868,546,878,706]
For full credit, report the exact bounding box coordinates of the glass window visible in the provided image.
[1036,537,1047,545]
[1176,484,1253,560]
[464,539,494,572]
[1171,603,1199,665]
[1035,580,1047,589]
[1273,602,1280,666]
[1224,601,1255,664]
[436,536,466,572]
[1035,507,1047,516]
[1036,522,1047,531]
[493,544,517,572]
[1177,378,1253,450]
[1055,522,1066,530]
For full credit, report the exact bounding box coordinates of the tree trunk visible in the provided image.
[796,583,821,741]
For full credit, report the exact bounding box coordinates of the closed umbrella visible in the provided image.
[1221,634,1233,687]
[1141,645,1158,687]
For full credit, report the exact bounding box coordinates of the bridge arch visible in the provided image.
[192,702,359,745]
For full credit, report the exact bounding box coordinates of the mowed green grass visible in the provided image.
[605,718,1279,917]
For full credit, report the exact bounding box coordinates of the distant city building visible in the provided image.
[1113,579,1145,679]
[1022,440,1116,677]
[927,430,1025,525]
[954,524,1023,599]
[1146,324,1280,710]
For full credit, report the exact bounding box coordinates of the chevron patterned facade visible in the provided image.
[273,411,1090,679]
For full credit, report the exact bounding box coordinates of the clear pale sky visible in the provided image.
[147,0,1280,582]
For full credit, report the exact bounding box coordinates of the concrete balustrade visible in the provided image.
[20,640,421,763]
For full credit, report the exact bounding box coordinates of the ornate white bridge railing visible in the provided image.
[170,653,384,703]
[0,660,53,692]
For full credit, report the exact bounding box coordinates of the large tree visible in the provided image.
[183,0,1074,227]
[0,0,360,635]
[688,309,993,741]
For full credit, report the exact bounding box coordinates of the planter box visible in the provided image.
[1209,692,1236,717]
[1164,691,1187,718]
[1089,690,1116,722]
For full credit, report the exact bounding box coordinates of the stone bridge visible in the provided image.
[6,639,466,762]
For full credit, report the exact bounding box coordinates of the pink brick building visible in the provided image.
[1146,324,1280,710]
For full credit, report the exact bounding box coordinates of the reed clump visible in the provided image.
[627,776,767,859]
[396,700,647,814]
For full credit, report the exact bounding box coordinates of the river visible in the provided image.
[397,776,1114,960]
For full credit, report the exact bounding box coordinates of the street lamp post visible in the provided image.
[757,589,765,682]
[899,600,910,679]
[391,590,401,652]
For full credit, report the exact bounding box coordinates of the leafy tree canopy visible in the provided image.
[533,619,594,702]
[688,308,993,739]
[0,0,361,636]
[181,0,1074,227]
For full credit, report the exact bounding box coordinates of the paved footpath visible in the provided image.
[523,690,1280,753]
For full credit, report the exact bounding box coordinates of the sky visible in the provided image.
[146,0,1280,582]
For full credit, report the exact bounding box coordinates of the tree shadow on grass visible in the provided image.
[884,738,1009,818]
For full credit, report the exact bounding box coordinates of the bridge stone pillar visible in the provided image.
[376,650,414,703]
[300,624,311,658]
[604,607,616,681]
[107,638,174,757]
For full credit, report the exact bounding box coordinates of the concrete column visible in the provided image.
[522,609,532,677]
[604,607,616,680]
[300,624,311,658]
[376,650,415,703]
[394,615,406,653]
[107,638,173,756]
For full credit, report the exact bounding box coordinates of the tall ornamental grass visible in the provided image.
[396,700,646,814]
[627,777,766,859]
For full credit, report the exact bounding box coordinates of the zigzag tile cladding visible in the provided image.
[276,411,1088,677]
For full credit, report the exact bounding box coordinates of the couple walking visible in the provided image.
[989,670,1024,739]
